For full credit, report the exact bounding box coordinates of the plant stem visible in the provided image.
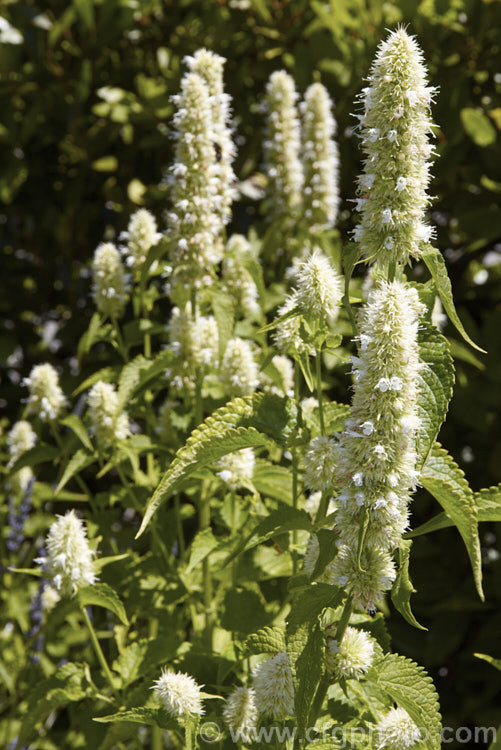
[199,483,213,639]
[335,593,354,643]
[309,675,330,728]
[152,726,162,750]
[315,349,325,436]
[314,490,330,525]
[292,364,300,575]
[174,494,185,556]
[81,606,116,692]
[111,316,128,362]
[388,261,396,283]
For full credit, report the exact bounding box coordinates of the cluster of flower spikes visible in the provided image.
[23,363,65,422]
[263,70,303,219]
[221,234,260,319]
[91,242,128,319]
[330,280,424,611]
[7,420,36,495]
[353,27,436,267]
[38,510,96,596]
[185,49,236,228]
[301,82,340,230]
[167,50,234,302]
[121,208,161,269]
[166,302,219,393]
[87,380,130,450]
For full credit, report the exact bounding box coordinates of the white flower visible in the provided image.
[273,293,314,357]
[7,420,37,494]
[223,686,257,742]
[152,670,204,717]
[303,435,338,492]
[375,707,422,749]
[92,242,128,318]
[40,510,96,596]
[295,248,343,321]
[167,303,219,392]
[23,363,65,421]
[125,209,161,268]
[87,381,130,449]
[331,545,397,612]
[263,71,303,218]
[301,82,340,228]
[325,626,375,679]
[333,281,423,569]
[215,448,255,490]
[259,354,295,397]
[221,338,259,397]
[353,28,436,266]
[186,49,236,226]
[253,652,294,719]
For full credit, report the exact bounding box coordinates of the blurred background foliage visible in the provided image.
[1,0,500,745]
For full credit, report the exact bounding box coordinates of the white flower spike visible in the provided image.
[152,669,204,718]
[40,510,96,596]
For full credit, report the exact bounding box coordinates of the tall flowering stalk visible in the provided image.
[263,71,303,220]
[353,27,436,268]
[301,82,340,230]
[331,280,424,609]
[167,71,221,301]
[185,49,236,228]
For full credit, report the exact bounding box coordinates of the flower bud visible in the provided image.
[39,510,96,595]
[92,242,128,318]
[252,652,294,720]
[152,669,204,717]
[23,363,65,421]
[87,381,130,449]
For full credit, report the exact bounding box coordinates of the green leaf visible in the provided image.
[78,312,110,360]
[117,354,149,412]
[73,366,118,396]
[18,663,95,745]
[407,483,501,537]
[185,528,219,574]
[309,530,338,581]
[55,449,96,495]
[416,322,455,469]
[95,707,177,731]
[112,637,178,688]
[139,237,169,297]
[137,394,299,537]
[61,414,93,452]
[7,444,59,475]
[421,245,486,352]
[474,653,501,672]
[369,653,442,749]
[286,584,342,735]
[253,461,292,502]
[460,107,497,146]
[245,626,286,655]
[94,553,130,573]
[391,540,427,631]
[78,582,129,625]
[224,507,312,566]
[221,589,270,634]
[295,349,315,392]
[259,305,300,333]
[185,713,201,750]
[421,444,483,600]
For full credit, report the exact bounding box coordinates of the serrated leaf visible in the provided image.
[302,400,350,438]
[421,444,483,600]
[185,528,219,574]
[117,355,149,411]
[416,322,455,469]
[112,637,178,688]
[224,507,312,566]
[55,449,96,495]
[61,414,93,452]
[253,461,292,502]
[245,626,286,655]
[95,707,177,731]
[474,653,501,671]
[78,582,129,625]
[408,482,501,537]
[391,540,427,631]
[18,662,95,744]
[286,584,342,735]
[369,653,442,749]
[309,530,339,581]
[7,444,59,475]
[137,394,298,537]
[422,245,486,352]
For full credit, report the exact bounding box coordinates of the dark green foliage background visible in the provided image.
[1,0,501,744]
